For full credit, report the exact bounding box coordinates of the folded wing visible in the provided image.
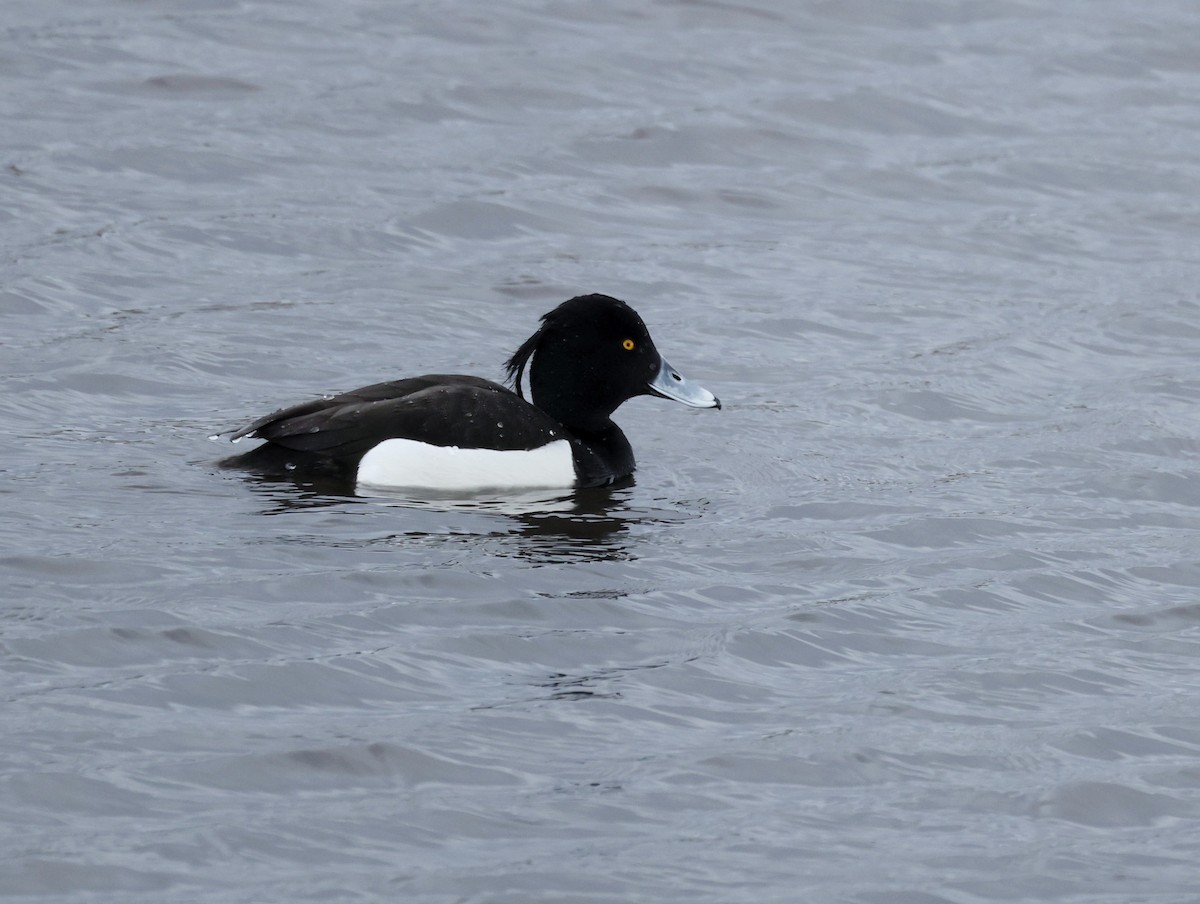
[230,375,564,460]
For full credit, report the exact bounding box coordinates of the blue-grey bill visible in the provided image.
[648,354,721,409]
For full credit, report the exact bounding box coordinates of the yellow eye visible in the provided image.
[622,338,635,351]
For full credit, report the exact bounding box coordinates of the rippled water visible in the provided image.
[5,1,1200,901]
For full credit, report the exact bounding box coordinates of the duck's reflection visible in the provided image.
[222,467,637,563]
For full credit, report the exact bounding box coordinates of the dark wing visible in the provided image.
[229,375,491,441]
[230,375,564,460]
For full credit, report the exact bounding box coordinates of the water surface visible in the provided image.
[4,1,1200,901]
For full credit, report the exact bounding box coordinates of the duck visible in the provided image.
[221,294,720,491]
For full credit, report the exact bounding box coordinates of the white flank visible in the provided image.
[356,438,575,491]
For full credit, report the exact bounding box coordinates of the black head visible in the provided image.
[505,294,719,433]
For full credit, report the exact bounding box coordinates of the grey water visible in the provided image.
[4,1,1200,901]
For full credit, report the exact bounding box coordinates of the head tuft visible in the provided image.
[504,324,544,400]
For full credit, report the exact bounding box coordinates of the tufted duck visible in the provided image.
[221,294,719,490]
